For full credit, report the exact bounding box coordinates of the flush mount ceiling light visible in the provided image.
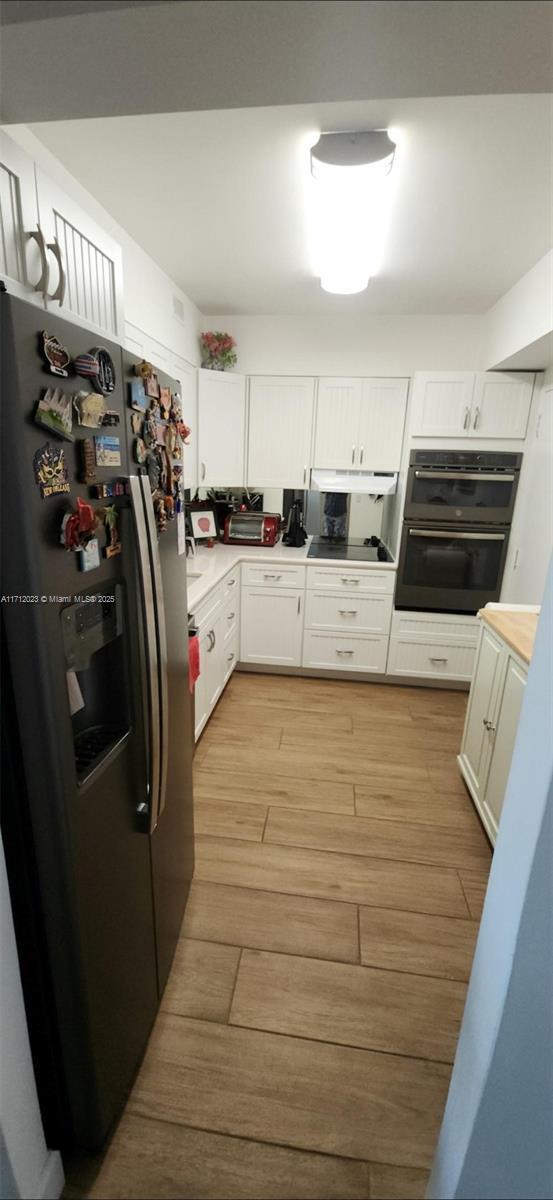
[309,130,396,295]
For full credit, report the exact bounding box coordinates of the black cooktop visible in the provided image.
[307,537,393,562]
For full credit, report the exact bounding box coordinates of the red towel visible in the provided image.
[188,634,200,693]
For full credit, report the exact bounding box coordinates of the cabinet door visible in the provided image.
[198,369,246,487]
[313,378,363,468]
[205,616,224,711]
[410,373,475,437]
[460,626,505,802]
[172,355,198,495]
[247,376,315,488]
[470,373,534,440]
[358,378,408,471]
[240,587,303,666]
[483,656,526,839]
[35,166,124,338]
[0,131,46,306]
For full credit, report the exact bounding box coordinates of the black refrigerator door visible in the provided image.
[123,351,194,994]
[1,294,158,1148]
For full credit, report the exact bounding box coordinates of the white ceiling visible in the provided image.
[30,94,552,317]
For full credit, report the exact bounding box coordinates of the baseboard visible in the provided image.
[236,663,469,691]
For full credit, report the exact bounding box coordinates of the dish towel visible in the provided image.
[188,633,200,693]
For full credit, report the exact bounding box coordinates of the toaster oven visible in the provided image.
[223,512,280,546]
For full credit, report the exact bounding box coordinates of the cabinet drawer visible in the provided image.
[303,631,388,674]
[193,583,224,631]
[305,590,393,635]
[242,564,306,588]
[387,636,476,681]
[223,566,240,598]
[306,566,395,595]
[391,610,478,645]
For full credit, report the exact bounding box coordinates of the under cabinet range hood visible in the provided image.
[310,468,398,495]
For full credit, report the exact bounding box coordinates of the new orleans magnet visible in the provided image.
[33,443,70,498]
[41,331,70,377]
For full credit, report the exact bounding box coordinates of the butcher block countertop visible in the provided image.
[479,605,540,666]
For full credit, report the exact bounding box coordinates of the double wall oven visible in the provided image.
[396,450,522,614]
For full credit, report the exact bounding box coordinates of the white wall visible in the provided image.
[428,560,553,1199]
[0,840,64,1200]
[501,373,553,606]
[486,250,553,371]
[207,314,486,376]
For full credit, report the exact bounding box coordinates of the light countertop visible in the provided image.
[186,536,396,611]
[479,604,540,666]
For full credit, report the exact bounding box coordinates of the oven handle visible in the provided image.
[408,529,506,541]
[413,471,515,483]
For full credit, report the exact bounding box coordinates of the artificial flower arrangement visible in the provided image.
[200,330,237,370]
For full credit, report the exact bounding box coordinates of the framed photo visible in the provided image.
[189,507,217,540]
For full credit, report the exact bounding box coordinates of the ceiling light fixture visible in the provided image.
[309,130,396,295]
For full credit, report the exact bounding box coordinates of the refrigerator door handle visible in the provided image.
[139,475,169,821]
[129,475,161,833]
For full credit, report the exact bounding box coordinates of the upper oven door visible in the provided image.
[404,467,519,524]
[396,524,510,614]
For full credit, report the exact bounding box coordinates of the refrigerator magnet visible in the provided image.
[159,386,171,419]
[90,347,116,394]
[131,412,143,435]
[74,352,99,381]
[170,392,182,421]
[77,538,100,572]
[33,443,70,499]
[79,438,97,485]
[145,372,161,400]
[95,435,121,467]
[102,505,122,558]
[134,437,147,464]
[41,331,70,377]
[73,391,106,428]
[35,387,74,441]
[100,410,120,427]
[129,380,147,411]
[143,410,157,448]
[133,358,154,382]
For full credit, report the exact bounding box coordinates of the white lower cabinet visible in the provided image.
[387,611,478,682]
[459,622,528,844]
[193,569,240,741]
[240,587,304,667]
[305,590,392,635]
[303,631,388,673]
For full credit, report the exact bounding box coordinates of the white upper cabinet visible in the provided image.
[314,378,364,469]
[357,378,408,471]
[314,377,408,470]
[411,371,534,440]
[34,166,124,339]
[0,132,48,308]
[470,373,533,439]
[411,372,476,437]
[198,369,246,488]
[247,376,315,488]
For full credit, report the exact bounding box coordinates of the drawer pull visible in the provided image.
[263,573,282,580]
[336,648,354,656]
[227,611,236,620]
[429,656,448,663]
[228,578,236,587]
[338,609,358,616]
[340,576,360,585]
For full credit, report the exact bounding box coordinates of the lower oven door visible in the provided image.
[396,524,510,614]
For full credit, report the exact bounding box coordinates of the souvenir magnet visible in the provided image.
[145,373,161,400]
[170,393,182,421]
[155,495,167,533]
[164,423,176,457]
[33,443,70,499]
[41,331,70,377]
[73,390,106,428]
[95,435,121,467]
[35,387,74,441]
[129,380,147,412]
[74,352,99,381]
[134,438,147,464]
[79,438,97,484]
[131,412,143,435]
[91,478,128,499]
[155,422,166,446]
[77,538,100,572]
[159,386,171,419]
[90,347,116,394]
[102,505,121,558]
[61,496,97,550]
[134,359,154,382]
[100,410,120,427]
[143,410,157,448]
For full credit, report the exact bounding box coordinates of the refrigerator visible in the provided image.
[0,291,194,1149]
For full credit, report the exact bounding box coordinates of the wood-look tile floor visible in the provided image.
[64,674,492,1200]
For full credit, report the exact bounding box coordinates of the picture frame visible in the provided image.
[189,507,218,540]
